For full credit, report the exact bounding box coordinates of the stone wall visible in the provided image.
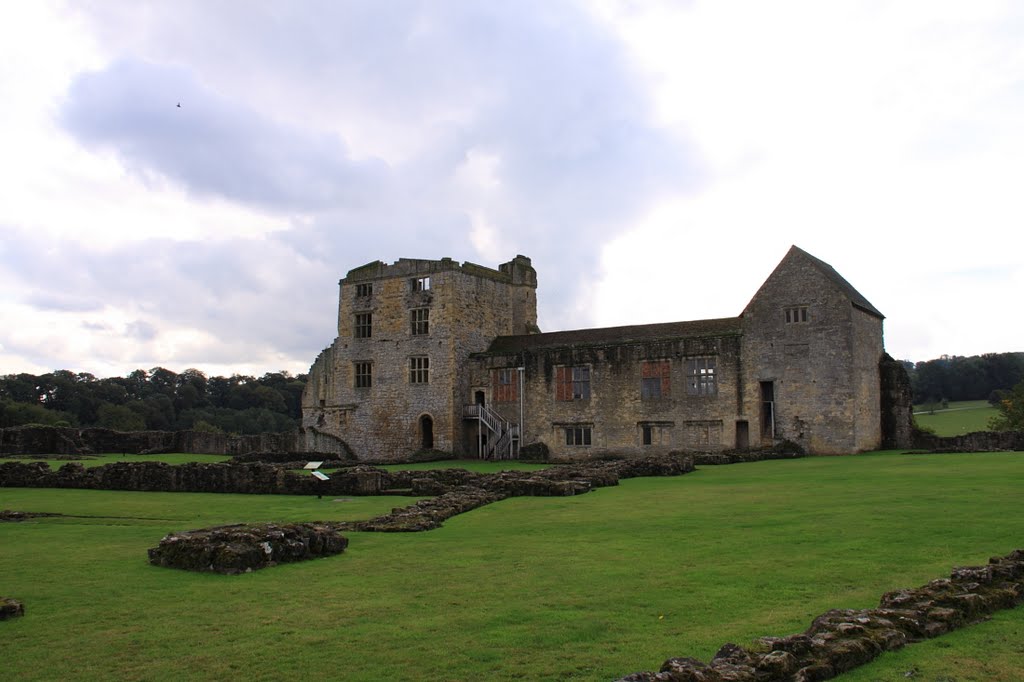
[148,522,348,574]
[301,255,538,460]
[913,430,1024,452]
[740,247,884,454]
[0,425,302,456]
[880,354,915,449]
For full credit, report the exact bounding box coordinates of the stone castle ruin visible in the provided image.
[302,246,897,460]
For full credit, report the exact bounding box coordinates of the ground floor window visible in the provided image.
[639,421,673,446]
[564,425,592,446]
[684,420,723,448]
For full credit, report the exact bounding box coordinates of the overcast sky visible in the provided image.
[1,1,1021,379]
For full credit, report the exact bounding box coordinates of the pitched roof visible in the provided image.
[790,246,884,318]
[483,317,743,355]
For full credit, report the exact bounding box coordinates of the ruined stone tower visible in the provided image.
[302,255,537,457]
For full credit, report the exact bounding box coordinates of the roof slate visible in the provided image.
[791,246,884,318]
[483,317,743,355]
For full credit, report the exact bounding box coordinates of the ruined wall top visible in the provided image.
[342,255,537,288]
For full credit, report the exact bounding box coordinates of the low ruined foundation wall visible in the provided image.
[912,430,1024,453]
[0,425,303,456]
[618,549,1024,682]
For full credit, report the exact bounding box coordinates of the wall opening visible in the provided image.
[736,420,749,449]
[475,390,485,406]
[420,415,434,450]
[760,382,775,440]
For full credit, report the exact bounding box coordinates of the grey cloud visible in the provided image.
[125,320,158,341]
[61,58,390,212]
[35,2,706,376]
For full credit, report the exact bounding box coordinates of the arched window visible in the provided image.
[420,415,434,450]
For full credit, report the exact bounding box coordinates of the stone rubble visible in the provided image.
[147,522,349,575]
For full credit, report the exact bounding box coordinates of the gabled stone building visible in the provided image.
[302,246,887,460]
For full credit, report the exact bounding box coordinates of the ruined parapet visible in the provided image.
[880,354,915,449]
[148,522,348,574]
[617,549,1024,682]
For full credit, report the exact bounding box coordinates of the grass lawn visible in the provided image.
[2,451,1023,681]
[376,459,550,473]
[2,452,232,469]
[913,399,999,436]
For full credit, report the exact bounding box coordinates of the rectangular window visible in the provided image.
[354,362,372,388]
[686,357,717,396]
[639,422,673,446]
[411,308,429,335]
[685,420,723,447]
[564,426,592,446]
[494,368,518,402]
[556,365,591,400]
[355,283,373,297]
[641,360,671,399]
[354,312,372,338]
[784,306,809,324]
[409,356,429,384]
[412,276,431,292]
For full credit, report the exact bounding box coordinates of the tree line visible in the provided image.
[905,352,1024,405]
[0,368,306,434]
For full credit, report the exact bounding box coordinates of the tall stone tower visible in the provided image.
[302,255,537,458]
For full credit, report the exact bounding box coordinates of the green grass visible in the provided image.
[913,400,998,436]
[2,451,1023,680]
[376,459,550,472]
[2,452,232,469]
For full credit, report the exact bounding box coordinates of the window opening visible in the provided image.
[760,381,775,439]
[410,356,430,384]
[354,362,372,388]
[355,283,373,297]
[564,426,592,446]
[354,312,372,339]
[556,366,590,400]
[412,276,431,292]
[686,357,717,395]
[641,360,671,399]
[411,308,430,335]
[784,306,809,324]
[494,368,518,402]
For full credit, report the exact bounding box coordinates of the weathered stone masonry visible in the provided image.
[303,247,895,461]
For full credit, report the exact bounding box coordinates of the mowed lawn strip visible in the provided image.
[1,451,1022,681]
[4,452,232,469]
[913,400,999,436]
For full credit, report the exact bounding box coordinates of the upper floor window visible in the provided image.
[494,368,518,402]
[686,357,717,396]
[410,356,429,384]
[411,276,431,292]
[411,308,430,335]
[785,306,809,324]
[354,312,372,339]
[354,362,372,388]
[355,283,373,297]
[556,365,590,401]
[641,360,671,399]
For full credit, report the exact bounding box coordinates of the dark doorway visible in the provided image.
[736,420,749,449]
[475,391,485,406]
[420,415,434,450]
[760,382,775,440]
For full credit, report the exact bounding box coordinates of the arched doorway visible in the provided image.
[420,414,434,450]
